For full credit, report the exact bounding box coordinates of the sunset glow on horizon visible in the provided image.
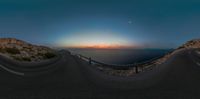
[65,44,136,49]
[56,31,138,49]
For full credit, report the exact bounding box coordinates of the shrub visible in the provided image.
[5,48,20,54]
[37,53,43,56]
[177,46,184,50]
[12,56,22,61]
[0,48,6,53]
[31,56,35,58]
[21,57,31,61]
[43,52,56,59]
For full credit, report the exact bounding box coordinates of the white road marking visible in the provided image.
[196,51,200,55]
[0,65,24,76]
[196,62,200,66]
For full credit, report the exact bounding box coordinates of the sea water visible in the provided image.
[69,49,173,65]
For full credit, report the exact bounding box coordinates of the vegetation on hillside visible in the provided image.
[0,38,57,62]
[43,52,57,59]
[5,48,20,54]
[0,47,20,54]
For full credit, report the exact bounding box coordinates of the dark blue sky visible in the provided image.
[0,0,200,48]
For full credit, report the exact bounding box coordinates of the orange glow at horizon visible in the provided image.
[67,43,136,49]
[57,31,138,49]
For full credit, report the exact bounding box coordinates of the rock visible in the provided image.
[178,39,200,49]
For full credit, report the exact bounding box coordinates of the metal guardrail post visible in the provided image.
[89,57,92,65]
[141,66,143,72]
[135,65,138,73]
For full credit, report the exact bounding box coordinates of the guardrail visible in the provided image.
[70,51,171,73]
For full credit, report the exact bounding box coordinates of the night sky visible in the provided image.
[0,0,200,49]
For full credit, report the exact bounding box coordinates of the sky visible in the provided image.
[0,0,200,49]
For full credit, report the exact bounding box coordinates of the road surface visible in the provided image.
[0,49,199,99]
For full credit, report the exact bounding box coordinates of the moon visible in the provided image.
[128,20,132,24]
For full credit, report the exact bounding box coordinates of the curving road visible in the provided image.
[0,49,200,99]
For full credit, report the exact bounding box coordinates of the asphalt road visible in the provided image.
[0,49,200,99]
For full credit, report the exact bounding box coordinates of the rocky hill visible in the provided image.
[155,39,200,65]
[178,39,200,49]
[0,38,57,62]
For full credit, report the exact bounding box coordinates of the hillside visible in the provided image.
[156,39,200,64]
[96,39,200,76]
[0,38,57,62]
[178,39,200,49]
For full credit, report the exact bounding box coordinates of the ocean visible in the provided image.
[68,49,173,65]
